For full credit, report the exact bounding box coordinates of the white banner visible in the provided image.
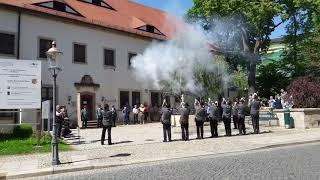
[0,59,41,109]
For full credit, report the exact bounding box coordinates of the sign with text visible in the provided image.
[0,59,41,109]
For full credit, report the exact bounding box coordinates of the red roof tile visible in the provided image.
[0,0,183,40]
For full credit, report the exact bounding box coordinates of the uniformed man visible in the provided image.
[207,101,219,138]
[195,101,206,139]
[221,98,232,136]
[101,105,113,145]
[161,102,173,142]
[111,106,117,127]
[96,104,103,128]
[81,106,89,129]
[250,93,261,134]
[232,101,239,129]
[237,99,247,135]
[179,102,190,141]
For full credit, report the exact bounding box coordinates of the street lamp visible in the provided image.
[46,41,62,165]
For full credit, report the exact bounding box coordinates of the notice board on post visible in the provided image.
[0,59,41,109]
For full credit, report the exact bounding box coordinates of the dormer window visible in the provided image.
[78,0,114,10]
[34,1,82,16]
[137,25,165,36]
[146,25,155,33]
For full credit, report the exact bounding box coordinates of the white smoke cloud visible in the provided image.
[131,21,230,96]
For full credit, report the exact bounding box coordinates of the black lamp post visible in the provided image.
[46,41,62,165]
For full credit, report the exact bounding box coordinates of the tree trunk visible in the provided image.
[248,38,262,94]
[248,55,258,94]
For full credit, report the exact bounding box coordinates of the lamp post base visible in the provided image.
[52,159,61,166]
[51,141,60,165]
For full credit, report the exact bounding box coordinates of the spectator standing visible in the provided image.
[139,104,145,124]
[268,96,276,109]
[111,106,117,127]
[280,89,288,107]
[149,105,155,122]
[144,103,149,123]
[80,106,89,129]
[275,94,283,109]
[61,106,71,138]
[132,105,139,124]
[122,106,129,125]
[154,105,160,121]
[56,105,64,138]
[288,95,294,109]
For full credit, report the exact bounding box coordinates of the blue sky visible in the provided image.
[134,0,286,39]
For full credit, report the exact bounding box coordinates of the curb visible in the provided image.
[5,139,320,179]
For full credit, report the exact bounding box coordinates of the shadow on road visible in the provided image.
[113,141,134,145]
[60,153,132,165]
[110,153,131,158]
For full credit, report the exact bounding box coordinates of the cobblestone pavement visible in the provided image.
[1,123,320,177]
[24,142,320,180]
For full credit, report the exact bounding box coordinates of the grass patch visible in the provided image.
[0,134,72,156]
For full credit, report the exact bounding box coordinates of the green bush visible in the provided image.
[13,124,33,138]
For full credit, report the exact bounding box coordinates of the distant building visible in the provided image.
[0,0,181,130]
[261,37,287,64]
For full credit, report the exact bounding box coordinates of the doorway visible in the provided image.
[151,92,160,107]
[80,93,94,120]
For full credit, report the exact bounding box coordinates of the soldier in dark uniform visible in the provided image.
[96,104,103,128]
[195,100,206,139]
[207,101,219,138]
[250,93,261,134]
[81,106,89,129]
[221,98,232,136]
[179,102,190,141]
[232,101,238,129]
[237,99,246,135]
[161,102,173,142]
[101,105,113,145]
[111,106,117,127]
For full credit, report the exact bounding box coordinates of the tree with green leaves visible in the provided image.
[231,68,248,97]
[193,55,229,98]
[281,0,320,78]
[188,0,285,94]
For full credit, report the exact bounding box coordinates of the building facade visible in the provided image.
[0,0,178,130]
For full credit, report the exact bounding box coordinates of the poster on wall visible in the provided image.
[0,59,41,109]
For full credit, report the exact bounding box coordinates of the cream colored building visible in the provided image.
[0,0,178,130]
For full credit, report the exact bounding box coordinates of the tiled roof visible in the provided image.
[0,0,182,40]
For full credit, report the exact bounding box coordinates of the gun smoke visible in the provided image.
[131,19,241,96]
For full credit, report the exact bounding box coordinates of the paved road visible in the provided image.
[25,143,320,180]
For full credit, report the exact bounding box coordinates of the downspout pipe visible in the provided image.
[17,10,21,60]
[17,10,21,124]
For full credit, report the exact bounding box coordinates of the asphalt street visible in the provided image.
[24,143,320,180]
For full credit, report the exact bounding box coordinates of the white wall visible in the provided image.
[0,8,156,123]
[0,9,19,130]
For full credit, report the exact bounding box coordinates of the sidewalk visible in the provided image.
[1,123,320,179]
